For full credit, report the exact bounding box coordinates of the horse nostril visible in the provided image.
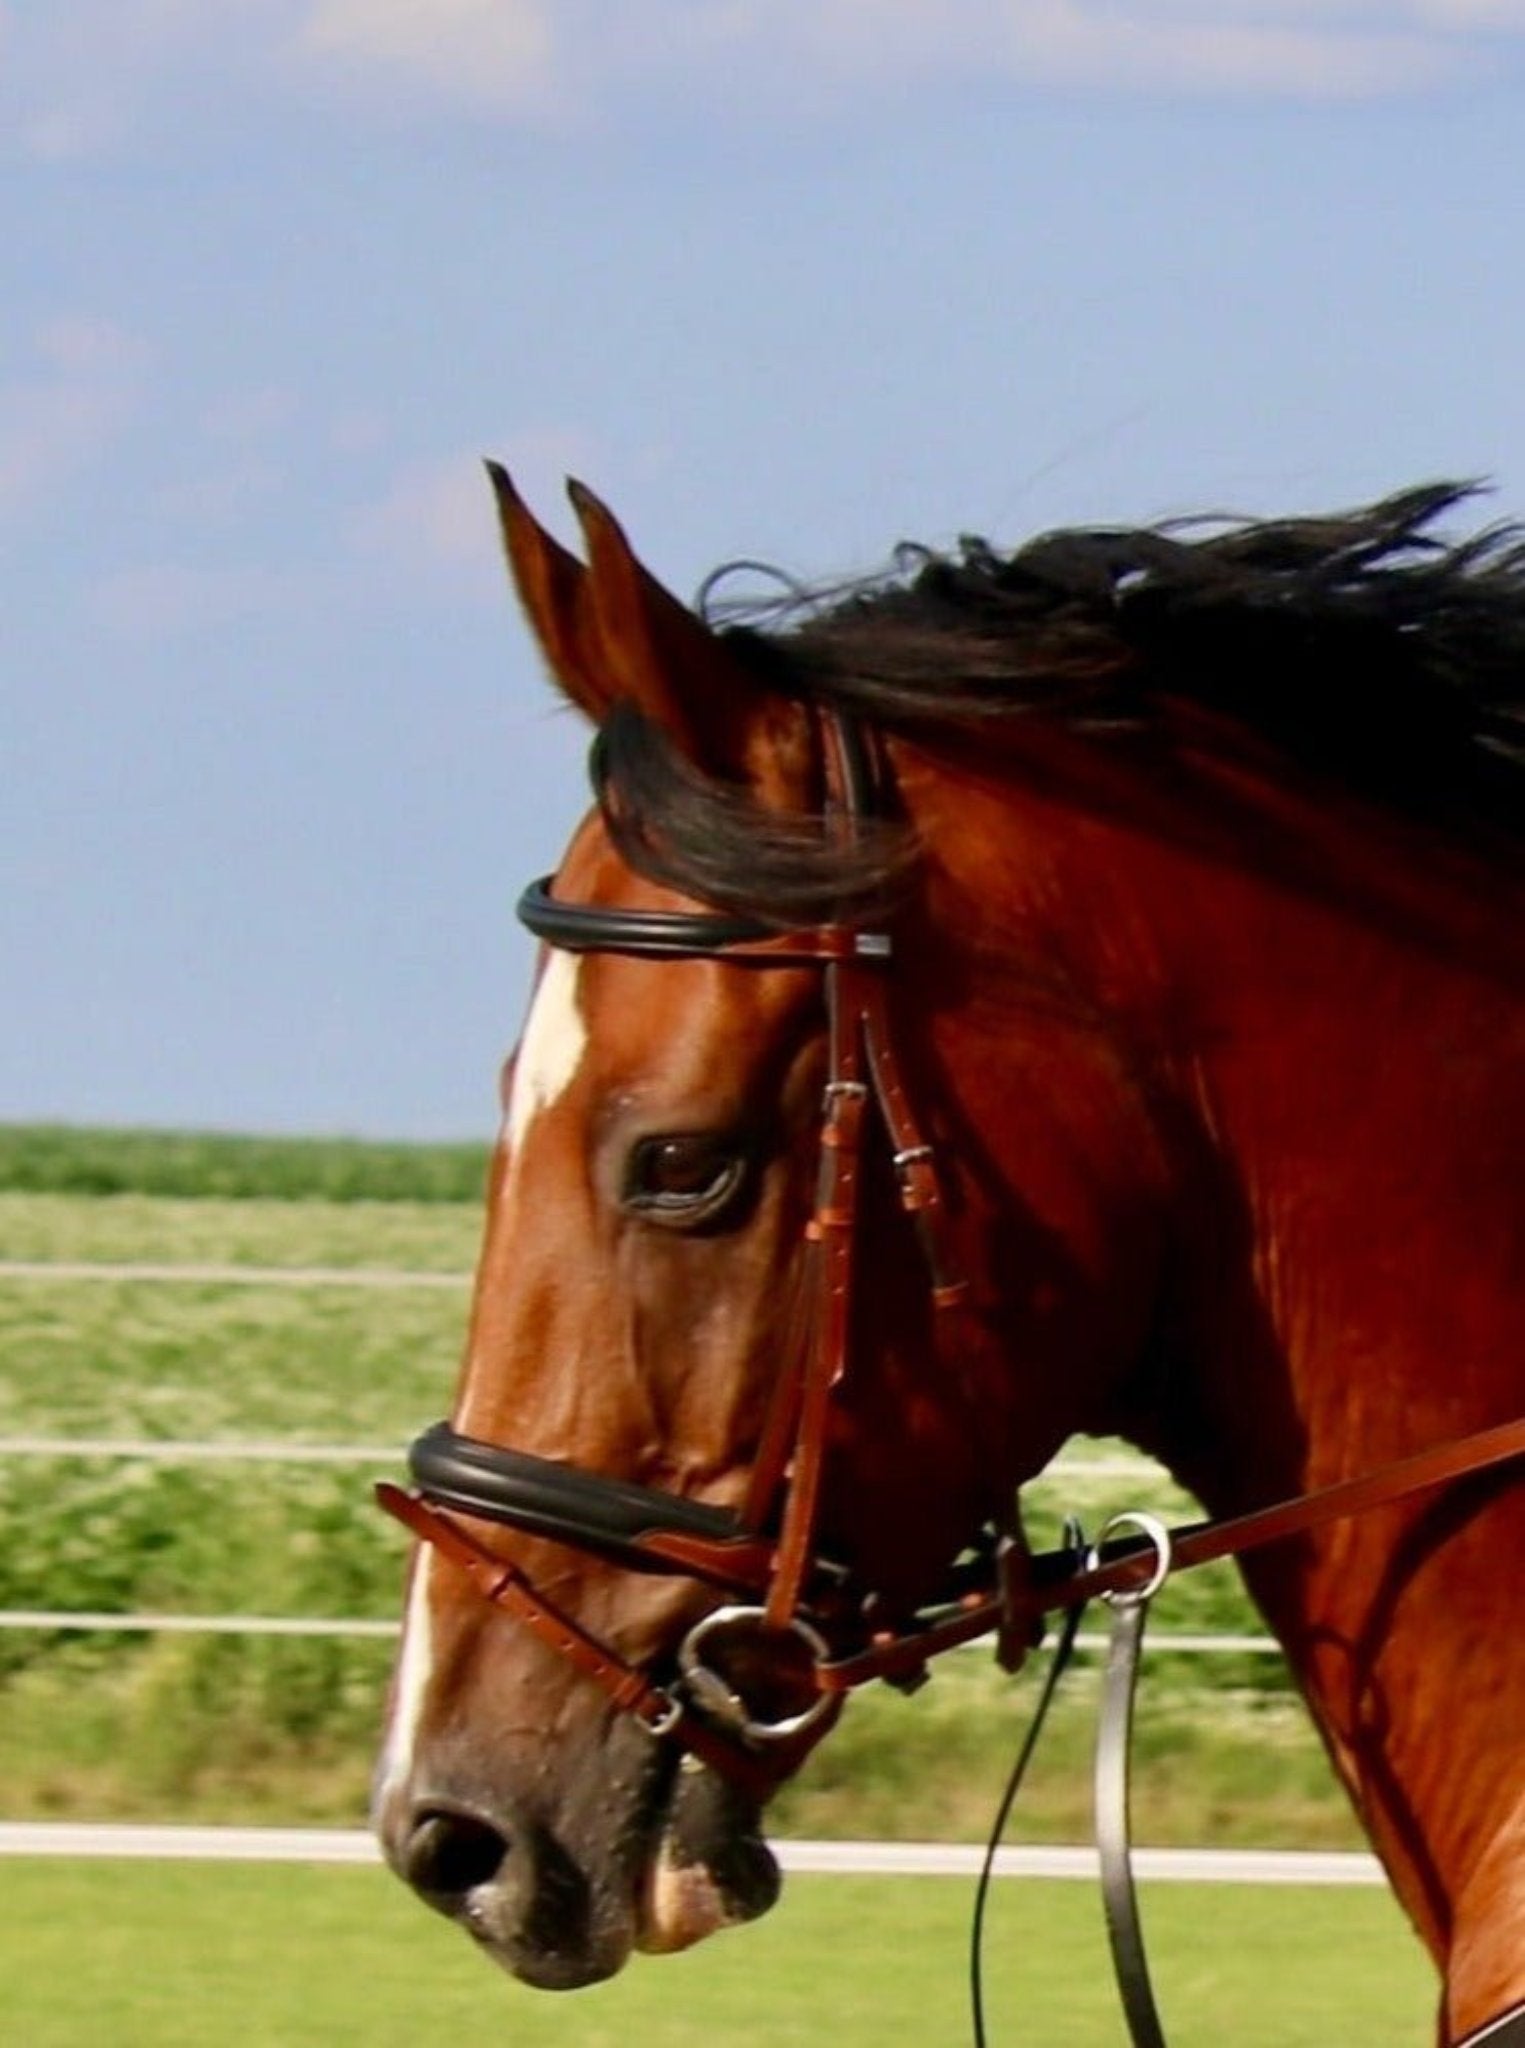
[404,1807,510,1899]
[393,1799,600,1982]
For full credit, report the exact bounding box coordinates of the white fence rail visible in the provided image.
[0,1436,399,1464]
[0,1433,1274,1649]
[4,1265,1268,1653]
[0,1609,397,1638]
[0,1824,1384,1881]
[0,1436,1162,1480]
[0,1261,466,1289]
[0,1608,1282,1654]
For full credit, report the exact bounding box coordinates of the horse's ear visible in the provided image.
[566,478,763,775]
[488,465,772,775]
[486,462,614,724]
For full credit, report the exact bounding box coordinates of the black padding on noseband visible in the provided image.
[409,1421,745,1564]
[517,878,778,959]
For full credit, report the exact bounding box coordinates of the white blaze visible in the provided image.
[380,947,588,1802]
[377,1548,436,1806]
[505,947,588,1153]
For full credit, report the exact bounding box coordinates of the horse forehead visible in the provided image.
[512,824,806,1111]
[506,948,589,1147]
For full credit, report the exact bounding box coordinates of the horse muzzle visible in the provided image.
[377,1721,781,1988]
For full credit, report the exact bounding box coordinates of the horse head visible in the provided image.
[373,476,1525,2040]
[370,477,1170,1987]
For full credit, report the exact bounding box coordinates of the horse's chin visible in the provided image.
[634,1762,782,1955]
[635,1827,780,1953]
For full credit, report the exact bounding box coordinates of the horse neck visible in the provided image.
[1127,840,1525,1516]
[1158,860,1525,2021]
[904,738,1525,1497]
[902,736,1525,2019]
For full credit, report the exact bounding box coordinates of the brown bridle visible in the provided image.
[377,706,1525,1804]
[378,709,981,1795]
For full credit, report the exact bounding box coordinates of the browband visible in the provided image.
[517,877,892,966]
[517,878,777,958]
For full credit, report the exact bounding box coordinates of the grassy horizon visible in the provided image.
[0,1124,491,1203]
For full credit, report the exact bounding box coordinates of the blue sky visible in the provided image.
[7,3,1525,1138]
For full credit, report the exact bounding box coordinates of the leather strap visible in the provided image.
[517,875,891,966]
[375,1484,678,1726]
[818,1410,1525,1694]
[858,967,967,1305]
[1092,1412,1525,1594]
[374,1481,776,1799]
[758,887,879,1627]
[970,1588,1089,2048]
[1096,1595,1166,2048]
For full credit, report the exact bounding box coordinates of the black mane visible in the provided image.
[594,483,1525,923]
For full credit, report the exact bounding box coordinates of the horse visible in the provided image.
[371,472,1525,2046]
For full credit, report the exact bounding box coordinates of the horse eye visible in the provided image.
[623,1134,749,1225]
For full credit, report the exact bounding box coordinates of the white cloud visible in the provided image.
[9,3,301,162]
[678,1,1464,98]
[5,0,1523,144]
[328,410,389,457]
[17,105,120,163]
[298,0,558,111]
[560,0,1516,100]
[688,0,952,75]
[1414,0,1525,24]
[350,430,601,590]
[997,2,1453,96]
[0,317,151,520]
[353,451,498,572]
[35,315,153,379]
[199,384,297,444]
[92,561,305,638]
[0,384,108,516]
[148,455,287,528]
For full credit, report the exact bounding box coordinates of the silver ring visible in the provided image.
[677,1605,835,1745]
[643,1690,686,1739]
[1087,1510,1173,1609]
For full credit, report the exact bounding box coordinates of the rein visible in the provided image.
[378,1411,1525,1783]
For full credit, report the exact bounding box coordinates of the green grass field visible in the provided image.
[0,1187,480,1269]
[3,1863,1437,2048]
[0,1125,1361,1846]
[0,1125,489,1202]
[0,1129,1431,2039]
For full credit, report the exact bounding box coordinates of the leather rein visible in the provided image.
[376,707,1525,1816]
